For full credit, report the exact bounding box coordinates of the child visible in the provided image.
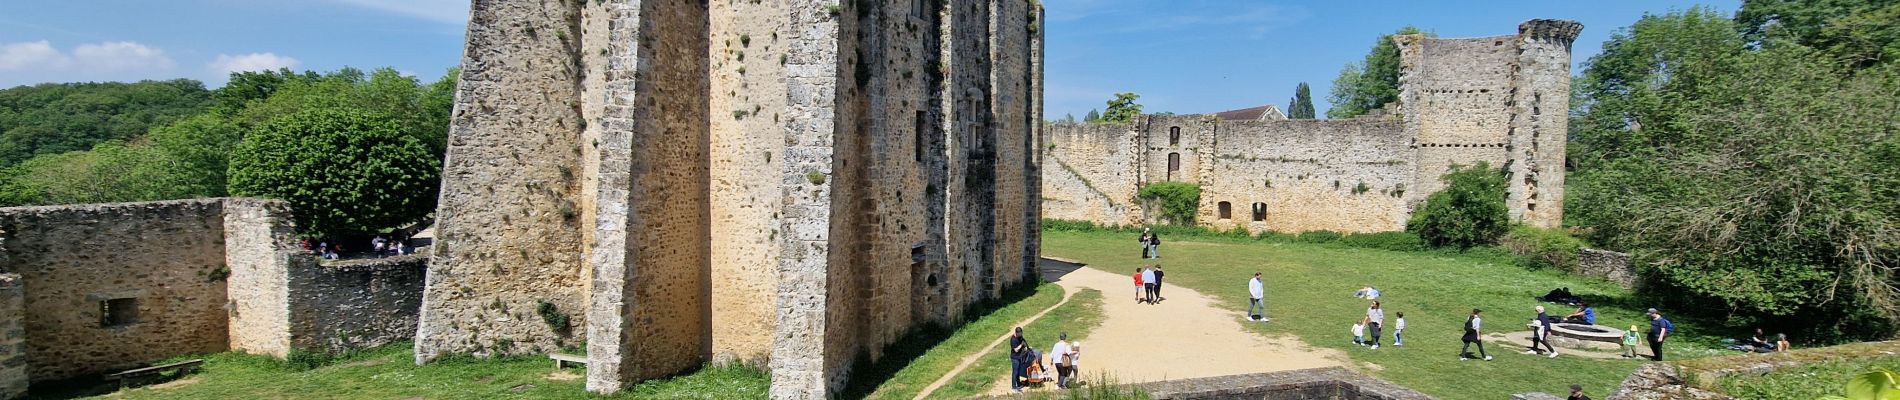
[1352,322,1366,346]
[1622,325,1640,358]
[1393,312,1406,347]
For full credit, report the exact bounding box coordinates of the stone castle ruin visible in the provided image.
[416,0,1043,397]
[1044,20,1581,233]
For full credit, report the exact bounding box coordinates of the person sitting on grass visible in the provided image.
[1775,333,1791,352]
[1563,302,1596,325]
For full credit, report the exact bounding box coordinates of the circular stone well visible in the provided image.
[1548,323,1625,343]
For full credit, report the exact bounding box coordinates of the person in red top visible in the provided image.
[1133,268,1144,303]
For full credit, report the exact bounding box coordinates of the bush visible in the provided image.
[228,108,441,237]
[1136,182,1201,225]
[1406,162,1509,249]
[1339,231,1427,252]
[1042,219,1102,232]
[1500,225,1586,271]
[1296,230,1343,244]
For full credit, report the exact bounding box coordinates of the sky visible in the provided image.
[0,0,1735,117]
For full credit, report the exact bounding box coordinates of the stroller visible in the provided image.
[1021,348,1051,386]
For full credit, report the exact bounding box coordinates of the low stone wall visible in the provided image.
[1606,341,1900,400]
[1139,367,1434,399]
[289,254,427,354]
[0,274,25,400]
[1577,249,1638,289]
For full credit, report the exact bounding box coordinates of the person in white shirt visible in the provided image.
[1394,312,1406,346]
[1050,333,1076,389]
[1247,272,1268,322]
[1140,267,1157,304]
[1461,308,1492,360]
[1361,300,1385,349]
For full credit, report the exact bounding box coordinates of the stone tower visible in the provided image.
[415,0,1044,397]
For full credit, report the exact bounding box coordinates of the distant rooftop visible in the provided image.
[1210,104,1287,121]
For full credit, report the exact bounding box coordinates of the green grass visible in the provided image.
[860,282,1066,399]
[1041,230,1729,399]
[1715,356,1900,399]
[55,342,767,399]
[928,288,1107,399]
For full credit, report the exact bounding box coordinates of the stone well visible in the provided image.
[1529,323,1626,351]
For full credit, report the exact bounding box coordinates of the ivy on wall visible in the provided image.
[1136,182,1201,225]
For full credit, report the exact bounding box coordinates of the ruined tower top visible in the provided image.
[1518,19,1583,44]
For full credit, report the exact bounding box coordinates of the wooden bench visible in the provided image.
[105,359,204,389]
[549,353,587,369]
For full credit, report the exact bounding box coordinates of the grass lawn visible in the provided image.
[49,343,766,400]
[859,282,1066,399]
[1041,230,1729,399]
[927,288,1107,400]
[1715,355,1900,399]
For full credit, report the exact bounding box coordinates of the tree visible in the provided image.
[1737,0,1900,68]
[1570,7,1900,341]
[228,108,441,236]
[1083,109,1101,123]
[0,141,200,206]
[0,79,213,166]
[1061,113,1076,124]
[1101,92,1142,123]
[148,114,243,197]
[1287,82,1316,119]
[1327,27,1429,119]
[1406,162,1508,249]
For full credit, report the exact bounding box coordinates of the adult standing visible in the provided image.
[1461,308,1492,360]
[1140,267,1157,304]
[1051,333,1075,389]
[1362,300,1384,349]
[1132,268,1145,303]
[1647,308,1673,361]
[1528,305,1558,357]
[1152,265,1166,302]
[1247,272,1267,322]
[1009,327,1028,393]
[1148,231,1162,258]
[1138,229,1154,259]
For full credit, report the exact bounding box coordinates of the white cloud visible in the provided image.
[72,41,174,71]
[0,40,71,71]
[208,53,302,75]
[331,0,469,24]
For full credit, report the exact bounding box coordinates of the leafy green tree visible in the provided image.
[148,114,243,197]
[1083,109,1101,123]
[229,108,441,236]
[1406,162,1508,249]
[1287,82,1316,119]
[1327,27,1429,119]
[0,79,213,166]
[0,141,201,206]
[1737,0,1900,68]
[1101,92,1142,123]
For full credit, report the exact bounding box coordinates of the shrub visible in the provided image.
[1406,162,1509,249]
[1339,231,1427,252]
[537,301,571,336]
[1500,225,1586,271]
[228,108,441,237]
[1042,219,1102,232]
[1136,182,1201,225]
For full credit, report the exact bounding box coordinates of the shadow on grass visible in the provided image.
[837,277,1047,399]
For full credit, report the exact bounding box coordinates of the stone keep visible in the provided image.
[415,0,1045,397]
[1043,20,1580,233]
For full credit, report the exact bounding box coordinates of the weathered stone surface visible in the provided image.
[0,274,26,399]
[287,255,426,354]
[1578,249,1638,289]
[1048,20,1581,233]
[1130,367,1435,400]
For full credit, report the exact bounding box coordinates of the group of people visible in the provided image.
[1009,327,1082,392]
[1132,265,1165,304]
[1350,300,1404,350]
[302,235,415,260]
[1137,228,1161,259]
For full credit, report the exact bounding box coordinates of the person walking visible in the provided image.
[1140,267,1157,304]
[1247,272,1268,322]
[1646,308,1673,361]
[1133,268,1145,303]
[1009,327,1028,393]
[1152,265,1166,302]
[1461,308,1492,360]
[1051,333,1075,389]
[1621,325,1641,358]
[1361,300,1384,349]
[1527,305,1558,357]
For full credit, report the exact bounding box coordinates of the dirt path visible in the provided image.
[984,259,1345,395]
[911,282,1077,400]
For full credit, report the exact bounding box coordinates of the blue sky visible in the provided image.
[1,0,1733,117]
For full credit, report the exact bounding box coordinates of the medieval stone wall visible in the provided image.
[224,198,299,357]
[286,256,426,354]
[1045,20,1578,234]
[1201,119,1413,233]
[0,200,233,381]
[417,0,590,363]
[0,274,26,400]
[708,0,787,365]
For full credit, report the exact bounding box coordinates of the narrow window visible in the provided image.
[101,297,138,327]
[914,111,927,162]
[1166,152,1181,181]
[1217,201,1232,220]
[1169,127,1181,146]
[1251,203,1267,222]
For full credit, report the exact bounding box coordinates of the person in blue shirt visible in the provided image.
[1563,302,1597,325]
[1647,308,1674,361]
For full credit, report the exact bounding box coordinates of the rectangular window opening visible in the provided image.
[101,297,139,328]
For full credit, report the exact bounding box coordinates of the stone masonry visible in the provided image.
[419,1,1044,397]
[1044,20,1581,233]
[0,198,426,392]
